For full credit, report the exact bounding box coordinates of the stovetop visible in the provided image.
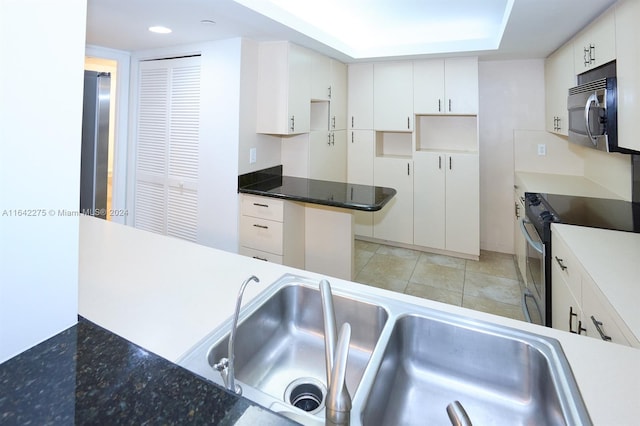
[525,192,640,237]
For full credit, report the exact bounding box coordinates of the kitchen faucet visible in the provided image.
[214,275,260,395]
[320,279,352,426]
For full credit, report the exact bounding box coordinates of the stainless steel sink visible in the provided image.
[179,274,591,425]
[361,314,590,426]
[179,275,388,422]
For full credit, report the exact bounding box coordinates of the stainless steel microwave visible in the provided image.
[567,77,618,152]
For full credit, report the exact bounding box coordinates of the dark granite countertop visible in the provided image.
[0,317,297,425]
[238,166,396,212]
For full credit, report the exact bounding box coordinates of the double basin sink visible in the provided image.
[178,274,591,425]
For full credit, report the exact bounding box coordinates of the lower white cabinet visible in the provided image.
[238,194,304,268]
[373,157,413,244]
[309,130,347,182]
[413,151,479,256]
[347,130,375,237]
[551,231,638,347]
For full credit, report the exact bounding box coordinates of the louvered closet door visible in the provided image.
[134,56,200,242]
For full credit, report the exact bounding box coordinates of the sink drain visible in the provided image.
[284,377,326,415]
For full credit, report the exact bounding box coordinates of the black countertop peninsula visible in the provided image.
[238,166,396,212]
[0,317,297,425]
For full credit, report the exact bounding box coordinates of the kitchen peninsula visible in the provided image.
[238,166,396,280]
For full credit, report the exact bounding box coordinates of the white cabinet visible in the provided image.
[373,157,413,244]
[348,63,374,130]
[615,0,640,152]
[310,51,331,101]
[256,41,310,135]
[551,231,639,347]
[414,58,478,115]
[373,62,413,131]
[545,42,575,135]
[413,152,479,256]
[238,194,305,268]
[309,130,347,182]
[573,7,616,73]
[330,60,347,131]
[348,130,375,237]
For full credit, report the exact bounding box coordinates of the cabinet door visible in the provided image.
[445,153,479,255]
[309,131,332,181]
[545,43,574,135]
[615,0,640,152]
[287,43,311,134]
[330,60,347,130]
[551,267,583,334]
[413,59,445,114]
[330,130,347,182]
[310,51,331,101]
[373,157,413,244]
[373,62,413,131]
[573,8,615,73]
[348,63,374,130]
[348,130,374,237]
[413,152,445,249]
[444,58,478,115]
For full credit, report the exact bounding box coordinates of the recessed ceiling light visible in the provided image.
[148,26,172,34]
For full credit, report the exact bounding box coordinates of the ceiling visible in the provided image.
[86,0,617,62]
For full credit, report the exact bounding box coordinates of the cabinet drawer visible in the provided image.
[241,194,284,222]
[239,246,283,264]
[551,233,580,301]
[239,216,284,255]
[582,275,634,346]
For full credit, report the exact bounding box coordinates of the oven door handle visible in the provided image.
[522,288,542,324]
[520,219,543,254]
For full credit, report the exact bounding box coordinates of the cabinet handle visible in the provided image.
[351,116,354,127]
[515,202,520,219]
[449,156,452,170]
[331,116,336,129]
[351,131,354,143]
[328,85,332,99]
[407,163,410,176]
[438,99,441,112]
[438,155,442,169]
[407,116,410,129]
[583,47,590,67]
[589,44,595,64]
[331,133,335,145]
[253,224,268,229]
[591,316,612,341]
[448,99,452,112]
[290,115,295,132]
[327,133,331,146]
[252,203,269,208]
[555,256,567,271]
[569,306,578,333]
[577,320,587,335]
[252,256,268,262]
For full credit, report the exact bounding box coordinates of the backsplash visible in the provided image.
[514,130,632,200]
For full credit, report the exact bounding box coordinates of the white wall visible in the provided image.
[0,0,87,362]
[478,59,546,254]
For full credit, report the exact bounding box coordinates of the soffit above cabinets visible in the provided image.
[85,0,617,61]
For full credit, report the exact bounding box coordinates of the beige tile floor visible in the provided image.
[354,240,526,322]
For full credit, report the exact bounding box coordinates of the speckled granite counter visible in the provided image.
[0,317,297,425]
[238,165,396,211]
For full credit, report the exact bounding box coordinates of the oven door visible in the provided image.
[519,218,545,325]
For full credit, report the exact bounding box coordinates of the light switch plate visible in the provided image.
[537,144,546,156]
[249,147,257,164]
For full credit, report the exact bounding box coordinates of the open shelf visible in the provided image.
[416,115,478,152]
[310,101,329,131]
[375,131,412,158]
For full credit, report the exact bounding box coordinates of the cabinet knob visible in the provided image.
[569,306,578,333]
[448,99,452,112]
[591,316,612,341]
[555,256,567,271]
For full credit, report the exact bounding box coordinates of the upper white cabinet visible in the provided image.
[310,51,331,101]
[256,41,310,135]
[573,7,615,73]
[309,129,347,182]
[330,60,347,131]
[373,61,413,131]
[615,0,640,152]
[545,42,575,135]
[414,57,478,115]
[348,63,374,130]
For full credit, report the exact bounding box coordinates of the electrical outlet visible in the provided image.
[249,147,257,164]
[537,144,546,156]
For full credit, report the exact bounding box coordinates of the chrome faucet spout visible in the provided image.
[320,279,352,426]
[215,275,260,395]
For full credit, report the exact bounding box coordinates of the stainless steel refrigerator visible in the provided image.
[80,70,110,220]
